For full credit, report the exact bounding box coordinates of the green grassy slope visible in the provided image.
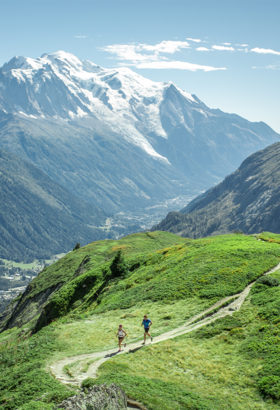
[3,231,280,332]
[92,267,280,409]
[0,232,186,331]
[1,232,280,409]
[17,232,186,301]
[35,232,280,331]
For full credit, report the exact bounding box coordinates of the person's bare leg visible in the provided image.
[118,338,123,351]
[147,331,153,342]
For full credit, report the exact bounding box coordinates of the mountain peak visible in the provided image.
[41,50,78,60]
[0,50,279,172]
[41,50,83,68]
[2,55,38,72]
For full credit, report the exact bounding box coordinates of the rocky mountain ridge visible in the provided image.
[151,141,280,237]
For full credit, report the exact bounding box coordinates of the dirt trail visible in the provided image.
[49,262,280,406]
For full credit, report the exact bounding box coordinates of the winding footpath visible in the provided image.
[49,262,280,408]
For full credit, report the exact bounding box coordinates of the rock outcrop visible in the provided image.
[56,384,127,410]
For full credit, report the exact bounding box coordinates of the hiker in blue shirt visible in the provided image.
[141,315,153,344]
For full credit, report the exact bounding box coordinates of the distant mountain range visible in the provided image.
[0,147,111,262]
[0,51,279,213]
[152,142,280,237]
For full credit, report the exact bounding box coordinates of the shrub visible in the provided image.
[110,251,128,278]
[258,375,280,400]
[255,276,280,287]
[81,377,95,389]
[193,316,243,339]
[73,243,81,251]
[251,276,280,294]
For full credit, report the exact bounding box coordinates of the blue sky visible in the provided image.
[1,0,280,132]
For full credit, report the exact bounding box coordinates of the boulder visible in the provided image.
[56,383,127,410]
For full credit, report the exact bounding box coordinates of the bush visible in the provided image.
[255,276,280,287]
[194,316,243,339]
[242,284,280,401]
[251,276,280,295]
[19,401,54,409]
[73,243,81,251]
[258,375,280,400]
[81,377,95,388]
[110,251,128,278]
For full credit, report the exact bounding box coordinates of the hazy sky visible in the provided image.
[1,0,280,132]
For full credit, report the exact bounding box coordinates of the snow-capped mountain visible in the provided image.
[0,51,279,212]
[0,51,199,161]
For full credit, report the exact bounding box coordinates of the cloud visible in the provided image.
[74,36,87,39]
[212,45,235,51]
[253,63,280,70]
[251,47,280,56]
[101,41,226,71]
[222,43,231,46]
[196,47,211,51]
[101,44,166,63]
[132,60,226,71]
[101,41,190,63]
[186,38,201,43]
[236,44,248,47]
[266,63,280,69]
[141,40,190,53]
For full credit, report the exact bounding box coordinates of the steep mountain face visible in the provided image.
[0,51,279,212]
[151,142,280,237]
[0,147,112,262]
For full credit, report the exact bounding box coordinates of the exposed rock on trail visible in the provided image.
[56,383,127,410]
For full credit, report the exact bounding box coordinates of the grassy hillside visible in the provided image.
[93,267,280,409]
[1,232,280,409]
[0,232,187,332]
[152,142,280,238]
[36,232,280,330]
[2,231,280,333]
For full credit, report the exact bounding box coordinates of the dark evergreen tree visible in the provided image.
[110,250,128,278]
[73,243,81,251]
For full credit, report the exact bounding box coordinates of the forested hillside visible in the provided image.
[152,142,280,238]
[0,148,110,262]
